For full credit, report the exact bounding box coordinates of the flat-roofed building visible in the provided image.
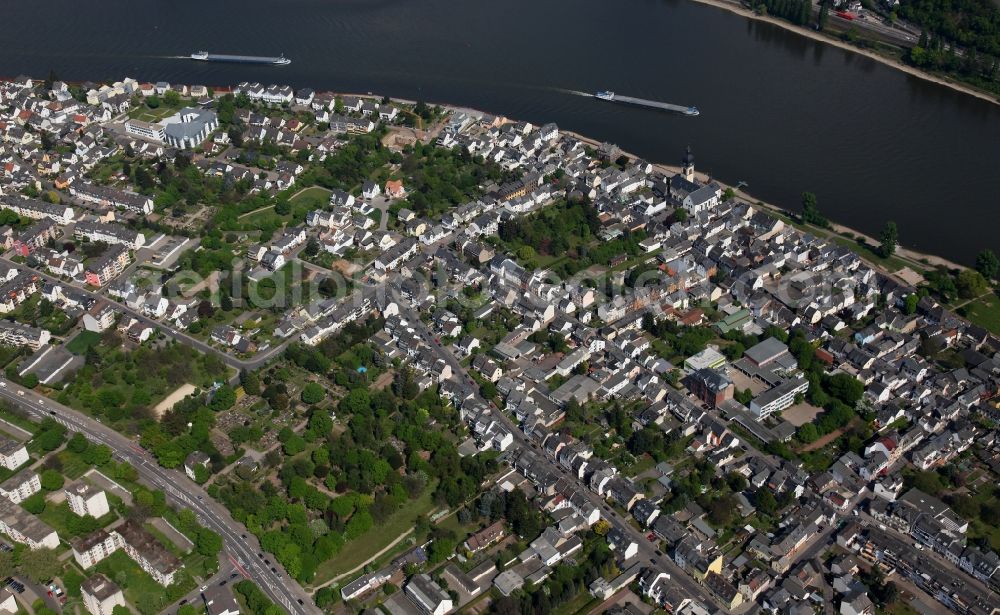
[81,573,125,615]
[0,499,59,550]
[113,519,182,586]
[749,377,809,420]
[72,529,123,569]
[65,482,110,518]
[405,573,453,615]
[0,438,27,470]
[0,469,40,504]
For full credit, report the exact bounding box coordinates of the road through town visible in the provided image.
[0,381,317,614]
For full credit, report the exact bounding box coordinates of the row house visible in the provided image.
[0,196,73,224]
[70,182,153,214]
[74,220,145,249]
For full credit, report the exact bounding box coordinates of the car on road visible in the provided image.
[646,533,656,542]
[230,573,239,579]
[0,381,6,388]
[16,391,22,397]
[179,599,188,606]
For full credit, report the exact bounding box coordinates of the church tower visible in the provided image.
[681,146,695,182]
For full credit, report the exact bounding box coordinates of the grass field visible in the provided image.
[241,185,333,228]
[66,331,102,355]
[96,551,196,615]
[311,484,437,586]
[55,450,91,479]
[551,591,599,615]
[962,293,1000,335]
[39,502,117,539]
[289,186,332,209]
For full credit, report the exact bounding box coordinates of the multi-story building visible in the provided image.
[0,499,59,550]
[65,482,110,518]
[84,245,130,287]
[74,221,145,249]
[162,108,218,149]
[82,301,117,332]
[81,574,125,615]
[749,377,810,420]
[0,271,42,313]
[72,529,123,569]
[0,438,27,471]
[12,219,59,257]
[113,519,182,586]
[0,469,40,504]
[0,196,74,224]
[69,183,154,215]
[0,320,50,350]
[124,118,166,142]
[404,573,453,615]
[684,368,734,409]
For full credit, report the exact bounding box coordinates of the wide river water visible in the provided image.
[2,0,998,264]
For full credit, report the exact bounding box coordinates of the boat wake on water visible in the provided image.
[550,87,594,97]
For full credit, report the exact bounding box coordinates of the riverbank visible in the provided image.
[561,127,966,278]
[687,0,1000,108]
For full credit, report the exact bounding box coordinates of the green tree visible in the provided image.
[879,221,898,258]
[241,370,261,396]
[17,548,61,583]
[22,493,45,514]
[904,294,919,315]
[196,528,224,557]
[40,470,64,491]
[164,90,181,107]
[301,382,325,404]
[818,2,830,29]
[210,385,237,411]
[68,432,89,454]
[800,191,828,227]
[755,488,777,516]
[797,423,820,443]
[975,249,999,280]
[957,269,988,298]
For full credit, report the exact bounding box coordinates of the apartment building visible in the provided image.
[84,245,130,287]
[81,574,125,615]
[65,482,110,518]
[0,320,50,350]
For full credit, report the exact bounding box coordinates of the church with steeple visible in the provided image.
[681,145,695,182]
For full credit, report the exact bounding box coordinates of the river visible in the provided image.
[2,0,998,264]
